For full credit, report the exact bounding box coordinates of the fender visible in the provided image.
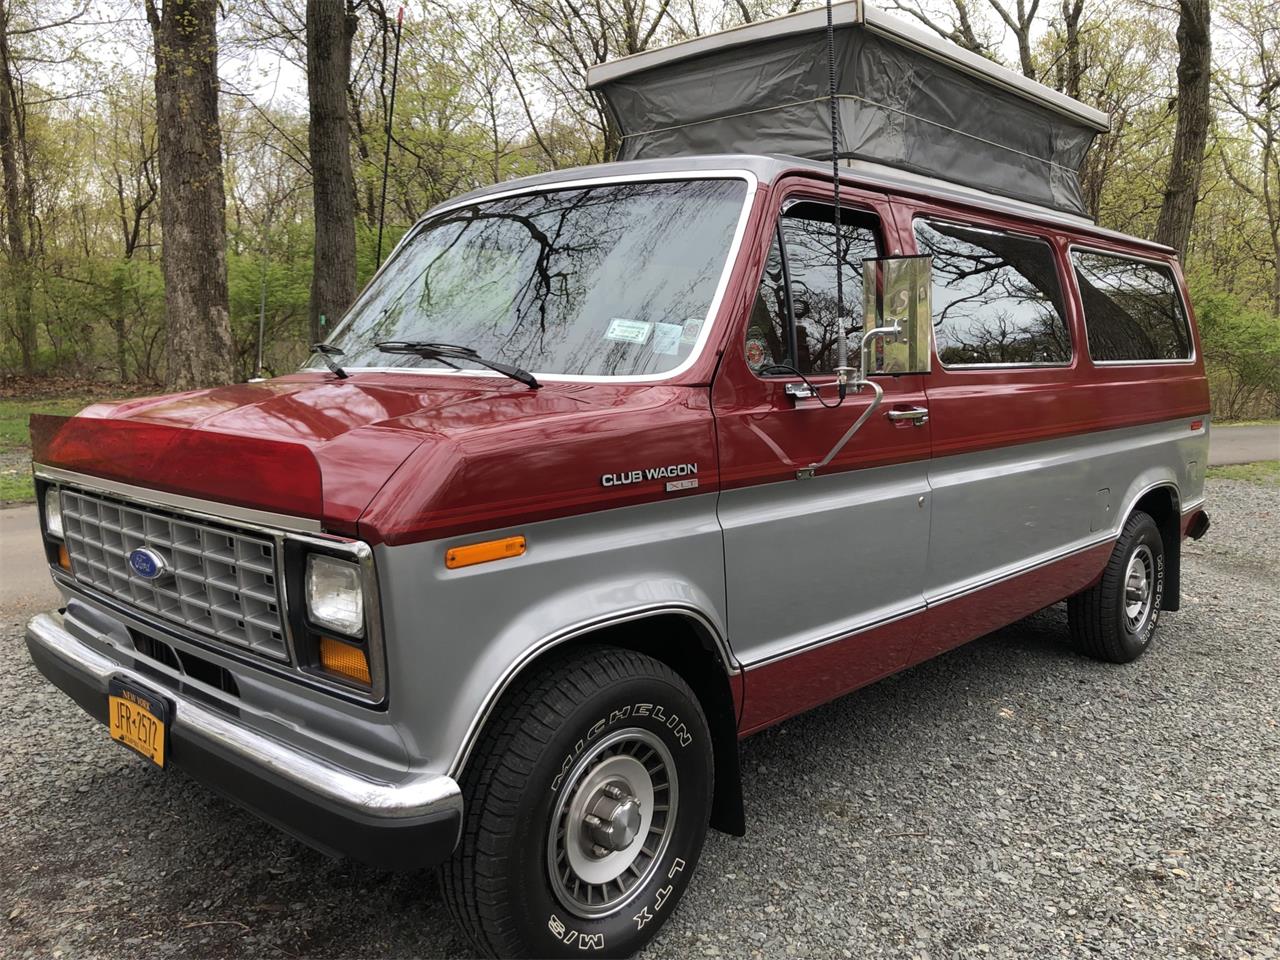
[446,601,739,778]
[371,492,734,781]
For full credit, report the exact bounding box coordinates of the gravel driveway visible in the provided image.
[3,478,1277,959]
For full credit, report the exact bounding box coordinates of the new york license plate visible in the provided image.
[107,679,168,767]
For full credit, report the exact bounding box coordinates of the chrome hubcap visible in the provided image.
[548,728,677,919]
[1124,544,1155,633]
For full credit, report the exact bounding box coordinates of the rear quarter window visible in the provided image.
[914,219,1071,366]
[1071,250,1192,362]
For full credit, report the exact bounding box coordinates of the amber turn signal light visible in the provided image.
[446,536,526,570]
[318,635,371,685]
[57,543,71,571]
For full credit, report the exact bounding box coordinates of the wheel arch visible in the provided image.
[448,605,747,837]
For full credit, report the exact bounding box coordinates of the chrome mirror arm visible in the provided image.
[795,324,900,479]
[795,379,884,479]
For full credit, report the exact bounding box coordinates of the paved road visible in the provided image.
[1209,423,1279,465]
[0,505,59,620]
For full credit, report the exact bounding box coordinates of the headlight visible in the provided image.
[305,554,365,638]
[44,487,64,539]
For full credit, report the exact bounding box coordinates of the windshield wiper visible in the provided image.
[310,342,349,379]
[375,341,540,389]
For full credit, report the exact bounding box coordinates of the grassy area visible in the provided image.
[0,470,36,502]
[0,397,103,504]
[0,396,104,451]
[1206,460,1280,486]
[0,384,153,504]
[1215,418,1280,427]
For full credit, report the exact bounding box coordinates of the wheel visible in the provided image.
[1068,509,1165,663]
[442,646,714,958]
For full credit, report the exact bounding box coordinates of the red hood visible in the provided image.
[33,372,718,544]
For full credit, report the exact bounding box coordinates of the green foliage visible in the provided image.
[1189,268,1280,420]
[0,0,1276,423]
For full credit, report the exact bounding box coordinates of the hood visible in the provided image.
[33,373,596,535]
[32,372,717,544]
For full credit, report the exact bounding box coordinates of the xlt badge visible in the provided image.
[601,462,698,491]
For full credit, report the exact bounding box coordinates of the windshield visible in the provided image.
[316,178,750,378]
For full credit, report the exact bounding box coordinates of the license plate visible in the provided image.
[107,679,168,767]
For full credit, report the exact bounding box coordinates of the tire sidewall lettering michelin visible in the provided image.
[1118,521,1165,654]
[518,677,712,958]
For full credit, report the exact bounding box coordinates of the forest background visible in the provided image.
[0,0,1276,423]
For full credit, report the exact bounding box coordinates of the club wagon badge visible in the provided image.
[127,547,169,581]
[601,462,699,492]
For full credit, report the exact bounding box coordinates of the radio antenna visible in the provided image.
[824,0,851,399]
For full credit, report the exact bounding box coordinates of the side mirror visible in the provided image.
[862,255,933,375]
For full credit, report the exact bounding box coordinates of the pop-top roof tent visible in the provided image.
[586,1,1110,218]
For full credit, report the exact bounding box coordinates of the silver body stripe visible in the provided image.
[924,417,1207,604]
[39,414,1207,785]
[717,417,1206,668]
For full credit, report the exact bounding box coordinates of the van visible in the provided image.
[25,6,1210,958]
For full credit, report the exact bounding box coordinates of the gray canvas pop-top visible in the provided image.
[587,1,1110,217]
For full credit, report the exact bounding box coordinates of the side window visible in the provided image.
[746,201,880,376]
[1071,250,1192,362]
[914,219,1071,366]
[745,230,790,373]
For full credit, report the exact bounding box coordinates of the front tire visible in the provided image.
[1068,509,1165,663]
[442,646,713,958]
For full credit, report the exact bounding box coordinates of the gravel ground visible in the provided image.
[2,477,1277,959]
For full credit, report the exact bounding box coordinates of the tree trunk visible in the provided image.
[1154,0,1211,256]
[0,0,35,374]
[145,0,235,390]
[306,0,358,344]
[1060,0,1084,100]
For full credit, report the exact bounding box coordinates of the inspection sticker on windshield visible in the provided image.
[680,318,704,345]
[651,322,683,356]
[605,318,652,344]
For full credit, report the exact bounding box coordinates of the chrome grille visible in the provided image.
[59,488,289,661]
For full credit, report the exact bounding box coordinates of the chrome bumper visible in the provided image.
[25,610,463,869]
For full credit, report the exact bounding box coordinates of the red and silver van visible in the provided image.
[25,5,1210,958]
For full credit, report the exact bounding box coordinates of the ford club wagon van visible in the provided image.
[25,5,1211,959]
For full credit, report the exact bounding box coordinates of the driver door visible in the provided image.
[713,185,933,731]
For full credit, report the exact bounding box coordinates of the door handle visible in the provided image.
[886,406,929,425]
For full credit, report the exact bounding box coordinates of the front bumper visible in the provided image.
[25,610,463,871]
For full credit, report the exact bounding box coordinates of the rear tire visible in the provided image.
[441,646,713,958]
[1068,509,1165,663]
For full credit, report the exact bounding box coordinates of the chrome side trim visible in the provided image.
[742,478,1190,673]
[745,601,926,669]
[1181,497,1206,514]
[26,611,461,823]
[739,534,1115,673]
[318,169,760,385]
[924,531,1114,606]
[33,465,323,535]
[1121,479,1182,522]
[446,603,738,779]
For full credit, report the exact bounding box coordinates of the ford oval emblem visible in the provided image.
[128,547,168,581]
